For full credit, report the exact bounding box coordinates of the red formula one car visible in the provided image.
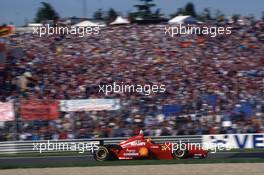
[94,131,207,161]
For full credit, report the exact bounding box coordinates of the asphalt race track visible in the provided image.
[0,152,263,167]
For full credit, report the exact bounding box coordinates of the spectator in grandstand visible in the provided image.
[0,19,263,140]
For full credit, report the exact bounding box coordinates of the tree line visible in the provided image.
[35,0,264,23]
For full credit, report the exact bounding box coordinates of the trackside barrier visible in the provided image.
[202,133,264,149]
[0,135,202,155]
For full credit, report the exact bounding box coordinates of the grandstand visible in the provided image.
[0,18,263,141]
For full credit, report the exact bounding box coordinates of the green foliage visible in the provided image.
[203,8,211,20]
[105,8,118,23]
[232,14,241,23]
[196,8,212,22]
[184,2,197,17]
[93,8,104,20]
[130,0,163,20]
[170,8,184,18]
[34,2,59,23]
[170,3,197,18]
[93,8,119,23]
[214,10,225,21]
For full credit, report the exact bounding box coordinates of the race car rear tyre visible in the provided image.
[173,148,188,159]
[94,146,110,161]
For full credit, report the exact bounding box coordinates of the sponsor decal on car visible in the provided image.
[126,149,137,152]
[132,140,146,146]
[121,140,146,148]
[124,152,139,156]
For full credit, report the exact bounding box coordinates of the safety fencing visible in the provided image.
[0,135,202,155]
[1,133,263,155]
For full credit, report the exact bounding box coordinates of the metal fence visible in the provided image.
[0,135,202,155]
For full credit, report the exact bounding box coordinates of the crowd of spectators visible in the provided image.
[0,18,264,141]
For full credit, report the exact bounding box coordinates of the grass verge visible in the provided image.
[1,148,263,158]
[0,158,264,169]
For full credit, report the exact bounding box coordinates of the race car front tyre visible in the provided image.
[94,146,110,161]
[173,148,188,159]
